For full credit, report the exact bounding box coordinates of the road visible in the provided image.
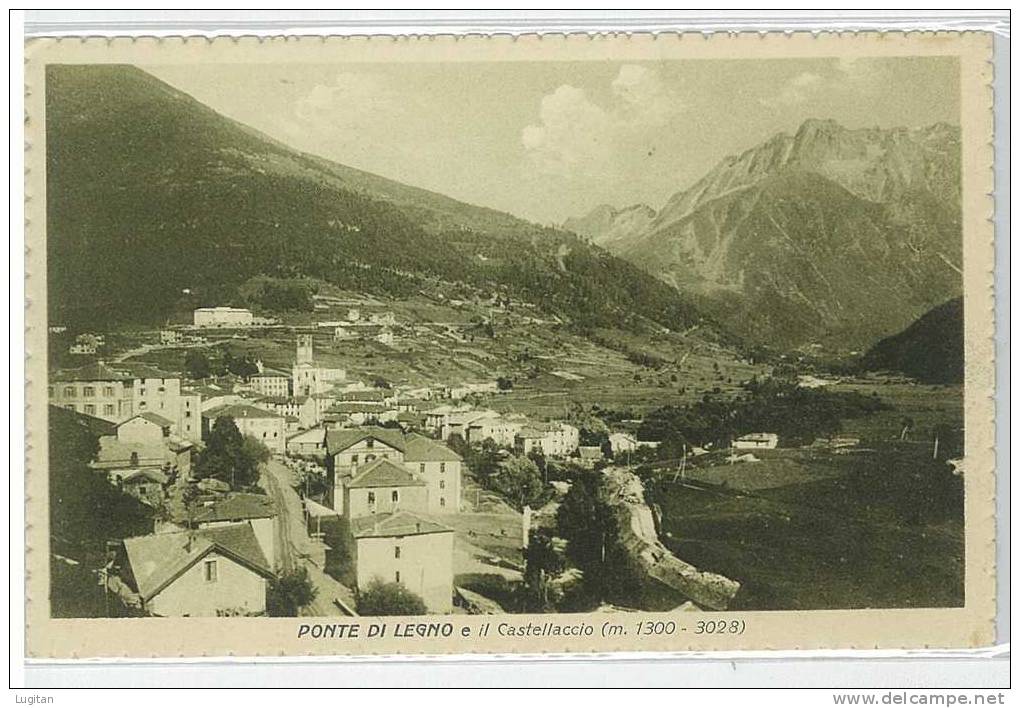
[262,458,357,616]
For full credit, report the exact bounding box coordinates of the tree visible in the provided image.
[523,529,565,611]
[554,470,633,603]
[267,567,318,616]
[496,376,514,391]
[357,579,427,616]
[492,455,546,511]
[195,418,263,489]
[48,409,153,616]
[184,349,211,379]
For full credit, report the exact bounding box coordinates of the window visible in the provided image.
[185,411,192,418]
[440,497,446,507]
[63,386,75,397]
[84,404,95,415]
[103,405,115,415]
[366,438,375,449]
[394,546,401,559]
[130,452,139,466]
[351,454,358,464]
[64,404,75,411]
[104,386,114,397]
[139,388,146,396]
[440,463,446,473]
[420,463,425,474]
[204,560,218,583]
[439,480,445,490]
[391,490,399,503]
[367,491,376,504]
[262,432,267,438]
[395,571,400,583]
[83,386,95,398]
[365,454,376,463]
[138,401,147,409]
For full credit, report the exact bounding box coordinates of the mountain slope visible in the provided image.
[861,297,963,384]
[45,65,708,337]
[578,119,963,351]
[563,203,656,251]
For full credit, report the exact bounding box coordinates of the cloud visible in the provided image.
[293,72,404,134]
[760,72,823,107]
[521,85,613,177]
[522,65,682,178]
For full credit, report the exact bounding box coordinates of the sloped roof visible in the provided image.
[122,411,175,428]
[330,402,386,414]
[204,403,282,420]
[251,369,289,379]
[192,493,277,523]
[51,361,132,383]
[122,523,273,601]
[403,433,462,462]
[116,362,176,379]
[119,468,168,485]
[347,458,425,489]
[324,426,405,455]
[349,511,453,539]
[287,427,326,444]
[338,389,387,402]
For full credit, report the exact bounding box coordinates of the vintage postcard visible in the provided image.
[24,31,997,658]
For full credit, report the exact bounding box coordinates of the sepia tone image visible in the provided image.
[26,32,997,655]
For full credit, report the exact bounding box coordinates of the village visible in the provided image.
[48,296,966,618]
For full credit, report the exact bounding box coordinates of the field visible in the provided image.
[653,382,965,611]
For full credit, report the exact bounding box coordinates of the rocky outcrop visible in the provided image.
[602,468,740,610]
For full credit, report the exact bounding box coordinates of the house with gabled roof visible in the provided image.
[112,523,274,617]
[116,411,176,444]
[324,427,462,514]
[403,433,462,513]
[189,493,278,565]
[348,511,455,613]
[343,458,427,518]
[286,426,328,458]
[203,402,285,454]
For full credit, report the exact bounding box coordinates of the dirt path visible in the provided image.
[262,458,357,616]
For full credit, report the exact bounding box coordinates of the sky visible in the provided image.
[145,56,959,225]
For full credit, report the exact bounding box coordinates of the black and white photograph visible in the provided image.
[23,29,998,658]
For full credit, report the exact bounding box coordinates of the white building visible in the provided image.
[515,422,580,458]
[733,432,779,450]
[193,307,254,328]
[349,511,455,613]
[115,523,274,617]
[292,335,346,396]
[203,403,286,454]
[324,427,462,514]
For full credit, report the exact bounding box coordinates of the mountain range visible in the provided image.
[564,119,963,351]
[45,65,707,338]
